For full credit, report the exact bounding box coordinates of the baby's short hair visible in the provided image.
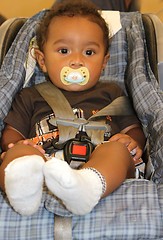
[36,0,110,55]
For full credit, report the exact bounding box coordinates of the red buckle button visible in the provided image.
[72,144,87,155]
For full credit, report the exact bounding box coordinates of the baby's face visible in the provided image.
[39,16,109,91]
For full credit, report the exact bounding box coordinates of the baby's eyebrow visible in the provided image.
[52,39,100,47]
[52,39,69,45]
[85,41,100,47]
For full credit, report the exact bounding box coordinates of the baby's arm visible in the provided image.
[1,124,45,160]
[1,124,25,151]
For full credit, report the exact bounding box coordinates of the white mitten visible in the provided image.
[5,155,44,216]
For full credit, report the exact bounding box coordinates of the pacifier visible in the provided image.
[60,67,89,85]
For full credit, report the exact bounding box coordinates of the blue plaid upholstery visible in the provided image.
[0,180,162,239]
[0,10,162,239]
[0,10,47,135]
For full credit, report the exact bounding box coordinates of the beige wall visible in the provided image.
[0,0,163,21]
[0,0,54,18]
[141,0,163,21]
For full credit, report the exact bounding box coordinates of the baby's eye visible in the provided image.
[58,48,69,54]
[85,50,95,56]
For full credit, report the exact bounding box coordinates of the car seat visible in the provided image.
[0,17,27,66]
[0,10,162,240]
[0,14,162,85]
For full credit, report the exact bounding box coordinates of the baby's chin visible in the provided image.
[61,83,91,92]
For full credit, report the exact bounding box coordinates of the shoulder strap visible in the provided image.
[35,81,74,119]
[35,81,134,144]
[87,96,135,144]
[89,95,134,120]
[35,82,77,142]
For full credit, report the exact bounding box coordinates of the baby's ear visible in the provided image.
[102,53,110,70]
[34,49,47,73]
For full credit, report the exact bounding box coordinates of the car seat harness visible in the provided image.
[35,81,134,164]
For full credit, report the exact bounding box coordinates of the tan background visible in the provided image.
[0,0,54,18]
[0,0,163,21]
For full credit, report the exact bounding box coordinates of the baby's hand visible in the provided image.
[0,152,6,161]
[1,140,45,162]
[8,139,45,154]
[109,133,142,160]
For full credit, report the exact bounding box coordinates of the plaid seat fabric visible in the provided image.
[0,180,162,240]
[0,10,162,239]
[0,10,47,137]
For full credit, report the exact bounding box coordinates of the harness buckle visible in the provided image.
[63,134,95,164]
[43,131,95,164]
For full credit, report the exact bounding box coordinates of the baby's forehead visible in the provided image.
[48,15,104,35]
[47,16,104,41]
